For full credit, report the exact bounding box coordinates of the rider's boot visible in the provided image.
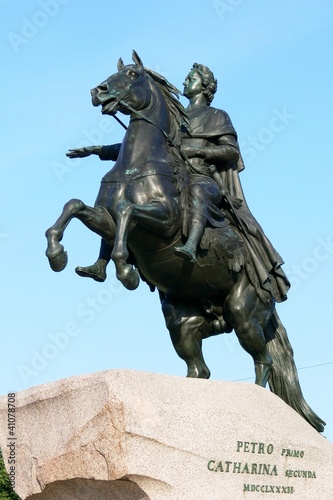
[75,239,111,282]
[174,216,206,263]
[75,259,107,282]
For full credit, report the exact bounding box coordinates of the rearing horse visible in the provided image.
[45,52,325,432]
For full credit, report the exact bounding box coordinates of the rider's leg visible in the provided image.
[174,213,206,262]
[174,180,222,263]
[75,238,112,282]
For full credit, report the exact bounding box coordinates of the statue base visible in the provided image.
[0,370,331,499]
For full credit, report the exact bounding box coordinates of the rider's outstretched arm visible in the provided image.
[66,145,103,158]
[66,144,121,160]
[99,144,121,161]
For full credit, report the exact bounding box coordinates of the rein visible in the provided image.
[112,113,128,130]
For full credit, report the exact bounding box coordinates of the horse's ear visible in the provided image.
[132,50,144,68]
[117,57,125,71]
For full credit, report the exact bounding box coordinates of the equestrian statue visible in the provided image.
[45,51,325,432]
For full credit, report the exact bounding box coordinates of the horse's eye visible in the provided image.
[128,71,137,78]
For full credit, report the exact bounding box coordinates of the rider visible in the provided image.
[175,63,290,302]
[173,63,240,262]
[68,64,290,303]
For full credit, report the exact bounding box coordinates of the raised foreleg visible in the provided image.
[110,174,181,289]
[45,199,116,272]
[111,198,175,290]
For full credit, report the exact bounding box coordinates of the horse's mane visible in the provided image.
[145,67,190,145]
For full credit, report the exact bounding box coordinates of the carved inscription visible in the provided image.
[207,460,277,475]
[206,440,317,495]
[244,484,294,494]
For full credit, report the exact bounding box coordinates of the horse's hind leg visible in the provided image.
[45,199,115,272]
[161,296,211,379]
[224,274,275,387]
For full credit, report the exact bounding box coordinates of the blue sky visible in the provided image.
[1,0,332,440]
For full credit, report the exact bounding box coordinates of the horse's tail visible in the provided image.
[264,310,325,433]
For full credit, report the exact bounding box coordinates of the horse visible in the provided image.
[45,51,325,432]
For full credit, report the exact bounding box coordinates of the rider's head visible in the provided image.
[192,63,217,105]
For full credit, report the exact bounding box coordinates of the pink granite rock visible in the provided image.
[0,370,332,499]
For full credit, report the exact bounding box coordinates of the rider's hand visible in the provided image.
[180,144,205,158]
[66,146,99,158]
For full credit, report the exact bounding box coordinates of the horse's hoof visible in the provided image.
[117,266,140,290]
[254,363,272,388]
[46,246,68,272]
[187,365,211,379]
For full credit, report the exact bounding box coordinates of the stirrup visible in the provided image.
[174,245,197,263]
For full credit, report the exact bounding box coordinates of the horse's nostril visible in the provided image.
[97,83,108,93]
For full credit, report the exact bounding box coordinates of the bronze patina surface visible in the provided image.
[46,51,325,432]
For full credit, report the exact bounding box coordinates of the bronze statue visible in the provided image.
[45,51,325,432]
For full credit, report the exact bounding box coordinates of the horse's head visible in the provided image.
[91,51,156,116]
[91,51,188,147]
